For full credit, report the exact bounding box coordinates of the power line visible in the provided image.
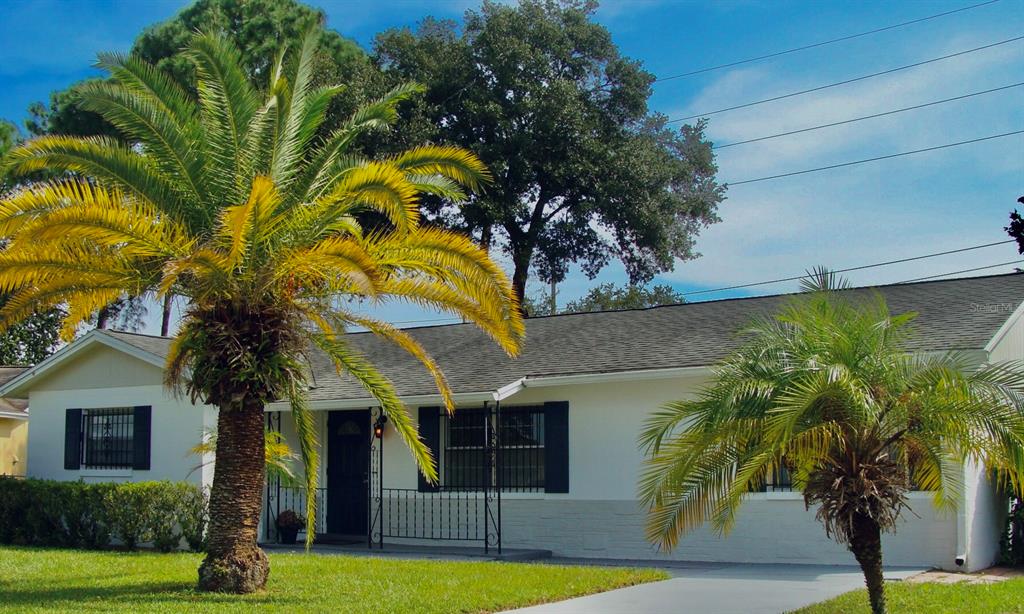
[713,83,1024,149]
[656,0,1003,82]
[384,242,1019,324]
[898,260,1024,283]
[727,130,1024,186]
[680,240,1016,298]
[670,35,1024,123]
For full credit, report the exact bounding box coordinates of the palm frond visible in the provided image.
[392,145,490,192]
[310,333,436,482]
[76,75,207,208]
[286,382,320,550]
[217,176,283,269]
[2,136,199,224]
[287,83,426,205]
[187,31,259,203]
[324,163,420,234]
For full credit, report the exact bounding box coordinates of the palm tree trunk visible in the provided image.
[197,397,269,593]
[849,512,886,614]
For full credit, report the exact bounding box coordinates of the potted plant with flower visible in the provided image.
[276,510,306,545]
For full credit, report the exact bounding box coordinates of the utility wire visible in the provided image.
[383,242,1020,323]
[898,260,1024,283]
[656,0,1003,82]
[680,240,1017,298]
[389,256,1023,324]
[727,130,1024,186]
[670,35,1024,123]
[384,247,1021,324]
[713,83,1024,149]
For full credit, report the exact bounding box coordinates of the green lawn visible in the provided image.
[0,546,666,613]
[794,578,1024,613]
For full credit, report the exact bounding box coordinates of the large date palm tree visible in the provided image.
[639,288,1024,614]
[0,31,522,592]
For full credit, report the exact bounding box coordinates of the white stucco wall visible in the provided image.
[24,345,215,488]
[300,375,964,569]
[971,301,1024,570]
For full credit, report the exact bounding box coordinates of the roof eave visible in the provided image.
[984,299,1024,354]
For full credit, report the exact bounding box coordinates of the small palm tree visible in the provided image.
[0,31,522,592]
[189,427,300,484]
[639,288,1024,614]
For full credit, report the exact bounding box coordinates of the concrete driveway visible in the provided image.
[511,561,925,614]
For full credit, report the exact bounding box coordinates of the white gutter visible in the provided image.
[0,411,27,421]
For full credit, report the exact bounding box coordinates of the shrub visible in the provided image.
[104,482,161,550]
[150,482,184,552]
[1001,496,1024,566]
[22,479,66,546]
[62,481,114,549]
[0,478,207,551]
[178,483,209,553]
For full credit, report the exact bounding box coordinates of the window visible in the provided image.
[82,408,135,469]
[441,406,545,491]
[750,466,793,492]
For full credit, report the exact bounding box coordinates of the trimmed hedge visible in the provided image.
[0,478,208,552]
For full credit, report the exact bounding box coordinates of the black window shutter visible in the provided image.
[417,406,441,492]
[64,408,83,470]
[132,405,152,470]
[544,401,569,493]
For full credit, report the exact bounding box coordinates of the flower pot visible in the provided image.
[278,526,299,545]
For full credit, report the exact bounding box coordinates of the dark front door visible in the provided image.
[326,410,370,536]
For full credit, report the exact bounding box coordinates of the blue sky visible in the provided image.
[1,0,1022,332]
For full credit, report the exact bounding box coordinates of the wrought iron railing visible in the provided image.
[376,488,494,542]
[265,485,327,541]
[368,404,505,553]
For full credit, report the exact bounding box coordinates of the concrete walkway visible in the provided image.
[511,561,925,614]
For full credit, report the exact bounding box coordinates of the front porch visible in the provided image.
[262,402,552,556]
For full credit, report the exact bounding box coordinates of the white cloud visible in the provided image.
[650,26,1024,297]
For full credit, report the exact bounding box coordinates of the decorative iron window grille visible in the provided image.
[82,408,134,469]
[442,405,544,491]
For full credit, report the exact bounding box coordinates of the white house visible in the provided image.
[3,273,1024,571]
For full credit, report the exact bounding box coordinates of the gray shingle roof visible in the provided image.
[103,273,1024,401]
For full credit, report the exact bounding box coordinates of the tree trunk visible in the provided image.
[480,224,492,251]
[96,307,109,330]
[160,294,173,337]
[511,245,532,313]
[849,513,886,614]
[549,277,558,314]
[197,398,269,593]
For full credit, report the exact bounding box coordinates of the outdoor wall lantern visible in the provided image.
[373,415,388,439]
